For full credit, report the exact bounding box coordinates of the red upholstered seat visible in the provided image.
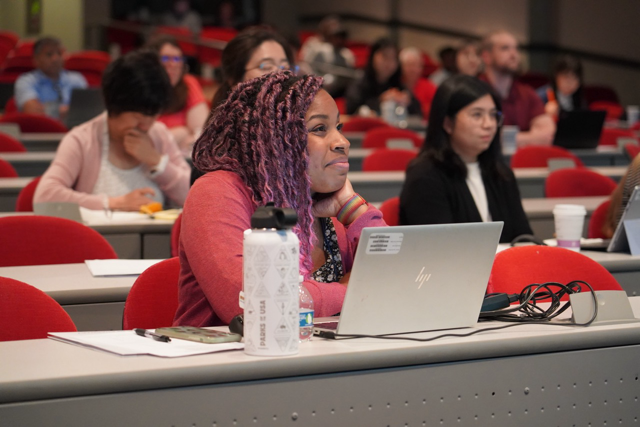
[0,112,67,133]
[199,26,238,66]
[341,117,390,133]
[545,168,617,198]
[362,148,417,171]
[0,131,26,152]
[122,257,180,329]
[487,246,623,299]
[15,176,41,212]
[624,143,640,160]
[0,276,76,341]
[0,158,18,177]
[588,199,612,239]
[362,127,423,149]
[379,196,400,226]
[598,128,638,147]
[2,96,17,114]
[171,213,182,257]
[510,146,584,168]
[0,216,118,267]
[590,101,624,121]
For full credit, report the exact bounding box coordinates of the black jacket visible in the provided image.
[399,156,532,243]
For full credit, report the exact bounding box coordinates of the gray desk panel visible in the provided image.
[142,233,172,259]
[62,302,125,331]
[101,233,142,259]
[0,344,638,426]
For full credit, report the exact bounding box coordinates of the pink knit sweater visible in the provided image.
[173,170,387,326]
[34,112,191,210]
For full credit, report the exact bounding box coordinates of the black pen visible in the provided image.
[134,328,171,343]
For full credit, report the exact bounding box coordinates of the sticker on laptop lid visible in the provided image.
[366,233,403,254]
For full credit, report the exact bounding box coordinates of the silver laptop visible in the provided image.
[314,222,503,339]
[608,185,640,253]
[33,202,84,223]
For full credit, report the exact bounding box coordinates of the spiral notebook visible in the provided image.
[313,222,503,339]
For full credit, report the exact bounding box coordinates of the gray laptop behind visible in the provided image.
[33,202,84,223]
[65,88,105,129]
[608,185,640,253]
[314,222,503,338]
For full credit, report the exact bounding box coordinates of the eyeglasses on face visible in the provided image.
[160,55,185,64]
[246,60,300,75]
[468,110,504,127]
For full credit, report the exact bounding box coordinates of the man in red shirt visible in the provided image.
[480,31,555,147]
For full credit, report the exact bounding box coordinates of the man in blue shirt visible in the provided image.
[14,36,88,121]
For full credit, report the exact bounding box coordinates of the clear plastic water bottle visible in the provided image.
[380,99,397,125]
[299,276,314,342]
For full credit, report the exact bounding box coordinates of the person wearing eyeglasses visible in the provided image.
[145,35,208,155]
[399,75,532,243]
[210,27,296,109]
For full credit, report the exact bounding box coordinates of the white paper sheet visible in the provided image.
[85,259,165,276]
[49,330,244,358]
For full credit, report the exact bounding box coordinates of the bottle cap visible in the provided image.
[251,202,298,229]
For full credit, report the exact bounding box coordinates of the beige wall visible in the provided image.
[0,0,83,52]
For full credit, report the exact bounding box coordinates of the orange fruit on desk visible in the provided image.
[140,202,162,214]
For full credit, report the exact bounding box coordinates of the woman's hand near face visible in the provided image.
[123,129,162,168]
[109,187,157,211]
[312,178,356,218]
[544,100,559,117]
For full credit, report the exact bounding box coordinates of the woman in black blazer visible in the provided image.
[400,75,532,243]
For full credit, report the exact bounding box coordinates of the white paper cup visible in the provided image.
[627,105,639,127]
[553,204,587,251]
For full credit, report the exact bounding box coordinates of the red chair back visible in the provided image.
[590,101,624,121]
[1,54,34,74]
[345,41,370,69]
[15,176,41,211]
[516,71,551,90]
[0,277,77,341]
[342,117,389,133]
[598,128,638,147]
[545,168,617,198]
[584,84,619,104]
[0,31,19,65]
[362,127,423,149]
[588,199,612,239]
[487,246,623,299]
[122,257,180,329]
[171,213,182,257]
[3,96,17,114]
[0,158,18,177]
[624,143,640,160]
[362,148,417,172]
[0,131,25,152]
[0,216,118,267]
[379,196,400,226]
[0,112,68,133]
[199,27,238,66]
[65,51,111,87]
[510,146,584,168]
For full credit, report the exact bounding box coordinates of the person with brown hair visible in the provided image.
[146,35,208,154]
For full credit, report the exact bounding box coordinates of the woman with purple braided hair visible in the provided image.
[173,71,387,327]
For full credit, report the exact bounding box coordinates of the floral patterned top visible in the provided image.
[311,218,344,283]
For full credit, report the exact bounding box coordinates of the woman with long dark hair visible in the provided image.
[399,75,531,243]
[537,56,587,118]
[174,72,386,326]
[345,37,421,116]
[146,35,208,154]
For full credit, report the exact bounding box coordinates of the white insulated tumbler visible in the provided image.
[243,205,300,356]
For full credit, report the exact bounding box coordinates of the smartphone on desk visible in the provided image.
[155,327,242,344]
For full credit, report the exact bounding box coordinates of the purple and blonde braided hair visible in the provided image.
[193,71,324,275]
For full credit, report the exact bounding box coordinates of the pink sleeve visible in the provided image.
[181,173,254,325]
[33,132,104,210]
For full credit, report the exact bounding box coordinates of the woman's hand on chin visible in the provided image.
[311,179,356,218]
